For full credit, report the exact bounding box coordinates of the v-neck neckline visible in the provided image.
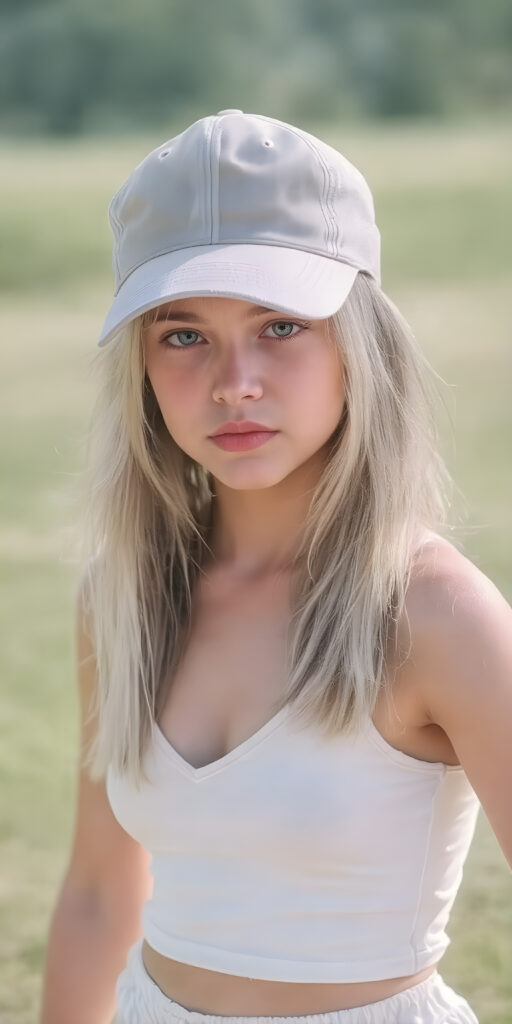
[153,703,290,782]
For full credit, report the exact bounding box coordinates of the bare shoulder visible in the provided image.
[405,529,511,655]
[382,529,504,729]
[402,530,512,867]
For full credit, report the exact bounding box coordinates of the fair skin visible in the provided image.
[40,297,512,1021]
[142,295,346,576]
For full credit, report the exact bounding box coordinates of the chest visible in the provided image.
[158,570,292,770]
[157,569,460,772]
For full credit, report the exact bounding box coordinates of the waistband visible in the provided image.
[114,938,479,1024]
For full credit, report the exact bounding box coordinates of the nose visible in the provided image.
[211,347,264,404]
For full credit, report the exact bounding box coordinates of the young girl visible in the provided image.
[40,110,512,1024]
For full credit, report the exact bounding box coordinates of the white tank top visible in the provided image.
[106,700,480,983]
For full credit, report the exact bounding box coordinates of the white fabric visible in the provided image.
[107,702,480,984]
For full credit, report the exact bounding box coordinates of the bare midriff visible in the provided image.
[140,943,438,1014]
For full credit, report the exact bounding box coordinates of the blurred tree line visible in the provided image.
[1,0,511,135]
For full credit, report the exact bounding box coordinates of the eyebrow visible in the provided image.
[152,304,281,324]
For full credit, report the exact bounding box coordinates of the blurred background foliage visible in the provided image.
[1,0,511,136]
[1,2,511,1022]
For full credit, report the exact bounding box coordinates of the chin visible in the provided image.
[211,464,294,490]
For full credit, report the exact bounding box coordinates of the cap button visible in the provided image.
[216,109,244,115]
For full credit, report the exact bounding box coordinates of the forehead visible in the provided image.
[145,297,299,324]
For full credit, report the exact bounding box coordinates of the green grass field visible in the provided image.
[1,118,511,1023]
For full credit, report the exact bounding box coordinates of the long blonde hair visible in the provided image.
[78,272,459,786]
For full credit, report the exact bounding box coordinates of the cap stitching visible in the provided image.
[207,115,220,243]
[115,239,362,293]
[316,147,337,257]
[248,115,333,253]
[200,116,215,243]
[325,163,339,257]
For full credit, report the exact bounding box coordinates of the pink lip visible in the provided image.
[209,431,278,452]
[209,420,273,436]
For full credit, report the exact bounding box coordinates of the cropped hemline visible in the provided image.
[142,924,449,983]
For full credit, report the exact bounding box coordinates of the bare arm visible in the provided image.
[407,542,512,870]
[39,579,153,1024]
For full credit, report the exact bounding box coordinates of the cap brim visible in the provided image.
[97,244,360,347]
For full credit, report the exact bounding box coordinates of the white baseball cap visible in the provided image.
[98,109,381,347]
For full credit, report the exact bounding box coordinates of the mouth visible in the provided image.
[209,421,275,437]
[208,430,278,451]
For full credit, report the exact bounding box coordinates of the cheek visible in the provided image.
[288,351,345,425]
[145,361,200,439]
[146,352,192,407]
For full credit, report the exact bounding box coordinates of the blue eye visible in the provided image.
[163,329,201,349]
[160,320,309,349]
[264,321,301,339]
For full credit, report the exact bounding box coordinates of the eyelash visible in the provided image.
[158,320,311,350]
